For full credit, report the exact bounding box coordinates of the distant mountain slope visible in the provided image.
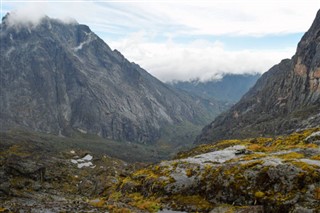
[0,13,224,144]
[169,74,260,103]
[196,10,320,144]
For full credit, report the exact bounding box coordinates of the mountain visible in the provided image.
[196,10,320,144]
[169,74,260,103]
[0,13,224,144]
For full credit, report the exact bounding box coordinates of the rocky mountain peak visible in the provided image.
[293,10,320,98]
[196,9,320,144]
[0,15,223,144]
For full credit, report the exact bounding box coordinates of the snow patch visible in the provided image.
[82,154,93,161]
[71,159,78,164]
[77,162,93,169]
[77,128,87,134]
[5,47,15,57]
[71,154,94,169]
[73,33,95,51]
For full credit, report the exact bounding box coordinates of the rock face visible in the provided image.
[0,13,222,144]
[196,10,320,144]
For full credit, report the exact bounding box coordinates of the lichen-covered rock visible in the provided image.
[305,131,320,143]
[0,140,131,212]
[114,128,320,212]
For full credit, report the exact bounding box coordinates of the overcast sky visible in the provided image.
[1,1,319,82]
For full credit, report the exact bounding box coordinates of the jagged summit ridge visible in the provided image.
[0,14,221,143]
[196,9,320,144]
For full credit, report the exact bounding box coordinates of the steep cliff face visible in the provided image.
[0,13,222,144]
[196,10,320,144]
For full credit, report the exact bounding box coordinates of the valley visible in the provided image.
[1,4,320,213]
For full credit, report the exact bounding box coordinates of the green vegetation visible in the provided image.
[0,129,172,163]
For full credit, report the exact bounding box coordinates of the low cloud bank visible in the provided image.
[110,38,295,82]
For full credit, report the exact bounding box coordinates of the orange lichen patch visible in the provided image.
[313,68,320,78]
[309,78,319,92]
[0,208,8,212]
[294,57,307,76]
[311,155,320,160]
[89,198,106,208]
[315,188,320,200]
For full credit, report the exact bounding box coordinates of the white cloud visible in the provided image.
[110,37,295,82]
[5,3,47,27]
[2,1,319,81]
[4,1,319,36]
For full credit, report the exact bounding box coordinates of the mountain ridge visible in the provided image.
[169,73,260,103]
[195,10,320,144]
[0,13,224,144]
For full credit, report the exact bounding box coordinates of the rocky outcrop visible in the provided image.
[196,10,320,144]
[0,138,132,212]
[0,13,223,144]
[112,128,320,212]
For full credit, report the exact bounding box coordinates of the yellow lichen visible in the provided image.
[276,152,304,160]
[185,168,194,177]
[107,205,131,213]
[108,191,122,201]
[290,161,320,180]
[247,144,267,152]
[128,192,161,212]
[6,144,31,157]
[311,155,320,160]
[255,191,265,198]
[170,195,213,211]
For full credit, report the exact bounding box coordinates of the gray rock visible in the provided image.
[305,131,320,143]
[0,181,10,196]
[5,156,45,181]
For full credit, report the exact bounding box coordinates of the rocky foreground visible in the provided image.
[0,132,140,212]
[114,128,320,212]
[1,128,320,212]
